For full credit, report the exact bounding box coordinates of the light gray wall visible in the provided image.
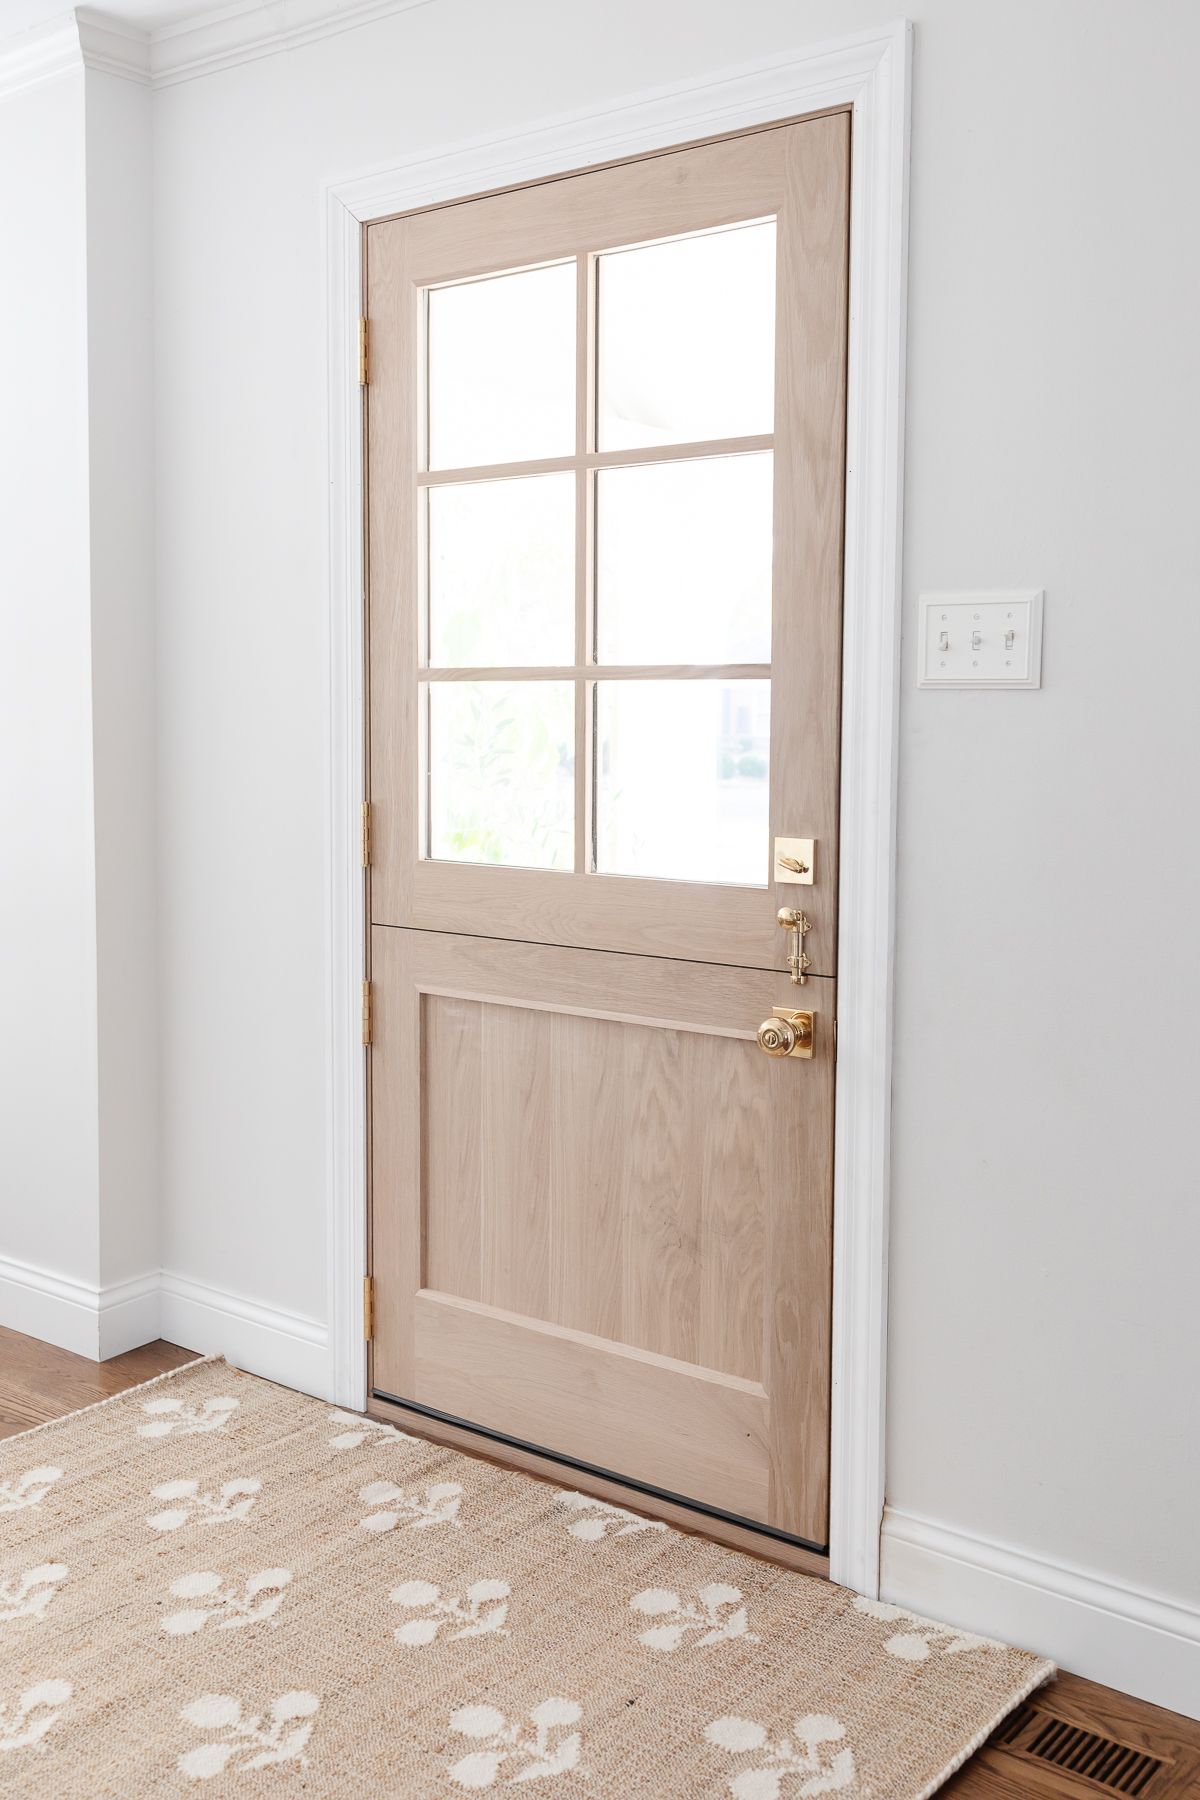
[0,53,159,1332]
[139,0,1200,1664]
[85,67,159,1290]
[0,68,101,1290]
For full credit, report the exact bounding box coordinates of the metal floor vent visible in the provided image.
[994,1703,1167,1795]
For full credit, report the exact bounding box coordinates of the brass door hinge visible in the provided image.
[361,800,372,868]
[361,979,372,1046]
[363,1276,375,1341]
[358,316,369,386]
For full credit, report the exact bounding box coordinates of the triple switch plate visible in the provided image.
[917,590,1044,689]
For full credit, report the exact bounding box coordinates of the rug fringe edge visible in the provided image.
[1,1352,224,1443]
[910,1655,1058,1800]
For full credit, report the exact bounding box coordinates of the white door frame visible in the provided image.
[323,20,911,1598]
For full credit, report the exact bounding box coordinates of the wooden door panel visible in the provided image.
[414,1293,770,1522]
[422,992,771,1376]
[371,925,835,1544]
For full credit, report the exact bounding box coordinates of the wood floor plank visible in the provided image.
[2,1323,1196,1794]
[942,1670,1200,1797]
[0,1325,197,1437]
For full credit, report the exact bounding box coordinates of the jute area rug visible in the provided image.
[0,1356,1051,1797]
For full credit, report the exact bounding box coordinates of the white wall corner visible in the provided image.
[97,1272,161,1357]
[76,10,150,84]
[883,1509,1200,1722]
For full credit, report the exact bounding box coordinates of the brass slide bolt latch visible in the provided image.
[777,907,811,986]
[757,1007,815,1060]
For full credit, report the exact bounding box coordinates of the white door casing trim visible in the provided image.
[323,21,912,1595]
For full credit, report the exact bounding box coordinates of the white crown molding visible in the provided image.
[151,0,433,88]
[0,15,82,101]
[3,1,436,93]
[883,1508,1200,1721]
[76,10,150,83]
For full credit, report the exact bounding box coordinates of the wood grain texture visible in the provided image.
[941,1671,1200,1798]
[370,924,835,1543]
[0,1327,197,1438]
[414,1290,770,1521]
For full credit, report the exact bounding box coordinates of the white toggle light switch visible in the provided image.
[918,591,1043,689]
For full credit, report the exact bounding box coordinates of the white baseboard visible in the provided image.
[883,1507,1200,1721]
[97,1273,162,1358]
[159,1272,331,1399]
[0,1254,109,1359]
[0,1255,330,1399]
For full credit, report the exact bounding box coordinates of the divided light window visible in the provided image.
[418,217,777,888]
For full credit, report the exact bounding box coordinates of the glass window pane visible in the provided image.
[596,453,772,664]
[594,680,769,885]
[597,221,775,450]
[428,474,575,667]
[428,681,574,871]
[427,262,575,470]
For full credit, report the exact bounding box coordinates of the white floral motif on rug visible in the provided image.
[146,1477,261,1532]
[630,1582,758,1652]
[0,1563,68,1626]
[358,1479,462,1533]
[0,1466,62,1514]
[555,1491,667,1542]
[447,1698,582,1790]
[390,1577,510,1645]
[137,1396,239,1440]
[853,1595,997,1661]
[327,1410,420,1452]
[704,1712,857,1798]
[177,1691,319,1781]
[0,1680,72,1755]
[162,1569,292,1635]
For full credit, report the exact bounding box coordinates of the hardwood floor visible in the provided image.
[1,1324,1196,1796]
[0,1323,197,1436]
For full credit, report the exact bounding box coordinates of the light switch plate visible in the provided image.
[918,590,1043,689]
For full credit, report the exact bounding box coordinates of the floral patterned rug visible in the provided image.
[0,1357,1051,1796]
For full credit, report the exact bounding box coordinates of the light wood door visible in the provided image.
[366,114,850,1549]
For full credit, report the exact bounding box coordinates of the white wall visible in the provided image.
[0,67,101,1305]
[0,47,159,1354]
[0,0,1194,1713]
[149,0,1200,1708]
[85,67,159,1295]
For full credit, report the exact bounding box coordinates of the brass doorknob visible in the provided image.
[757,1016,798,1057]
[756,1008,815,1060]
